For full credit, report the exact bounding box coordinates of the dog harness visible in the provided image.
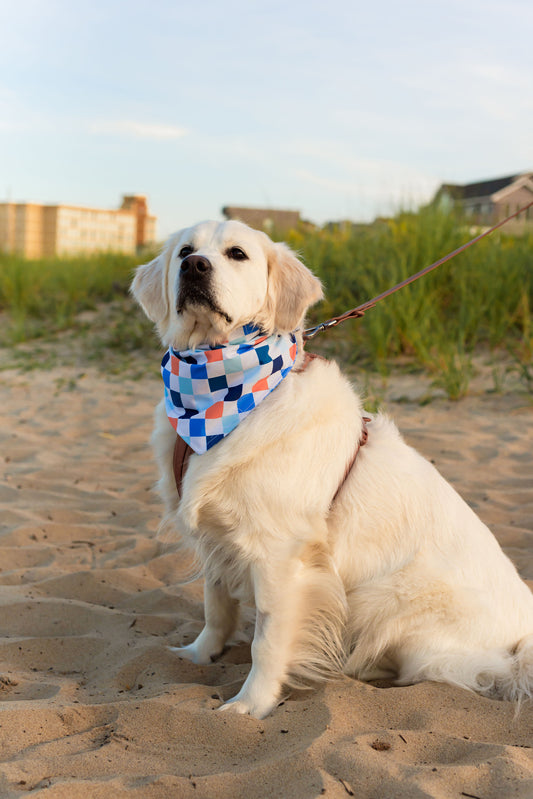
[171,350,369,503]
[161,324,298,455]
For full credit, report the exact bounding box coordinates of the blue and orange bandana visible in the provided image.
[161,324,297,454]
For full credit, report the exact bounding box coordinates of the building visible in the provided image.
[0,195,157,258]
[222,206,301,232]
[435,172,533,233]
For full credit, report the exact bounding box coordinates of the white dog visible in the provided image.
[131,219,533,718]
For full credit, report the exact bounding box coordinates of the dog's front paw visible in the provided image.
[169,626,227,665]
[169,643,214,666]
[219,685,280,719]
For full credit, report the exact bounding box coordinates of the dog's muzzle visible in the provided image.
[177,254,214,311]
[176,255,233,324]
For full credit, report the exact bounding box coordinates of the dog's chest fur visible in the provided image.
[173,358,363,558]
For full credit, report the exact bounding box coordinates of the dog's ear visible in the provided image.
[264,241,323,332]
[130,253,169,324]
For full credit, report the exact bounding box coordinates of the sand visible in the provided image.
[1,354,532,798]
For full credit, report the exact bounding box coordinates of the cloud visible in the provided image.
[294,161,439,200]
[292,161,441,222]
[90,120,188,140]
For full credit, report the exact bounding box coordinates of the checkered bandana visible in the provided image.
[161,324,298,454]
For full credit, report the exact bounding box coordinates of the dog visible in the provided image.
[131,219,533,719]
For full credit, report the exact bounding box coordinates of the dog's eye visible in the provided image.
[178,245,194,259]
[226,247,248,261]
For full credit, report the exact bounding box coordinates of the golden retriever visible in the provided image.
[131,219,533,718]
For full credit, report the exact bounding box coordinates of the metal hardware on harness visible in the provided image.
[305,315,362,341]
[304,198,533,342]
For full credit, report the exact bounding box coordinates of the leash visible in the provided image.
[172,198,533,499]
[304,199,533,341]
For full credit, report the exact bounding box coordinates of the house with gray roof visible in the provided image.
[435,172,533,233]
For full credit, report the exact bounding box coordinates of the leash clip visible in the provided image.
[304,318,340,340]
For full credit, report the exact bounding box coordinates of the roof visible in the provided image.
[438,173,533,201]
[222,206,300,230]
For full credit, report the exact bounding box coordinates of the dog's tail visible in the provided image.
[497,634,533,704]
[392,634,533,706]
[436,635,533,705]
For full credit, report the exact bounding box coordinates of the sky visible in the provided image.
[1,0,532,239]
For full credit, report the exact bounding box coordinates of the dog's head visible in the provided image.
[131,220,323,348]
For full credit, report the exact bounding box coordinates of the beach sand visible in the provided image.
[1,354,532,798]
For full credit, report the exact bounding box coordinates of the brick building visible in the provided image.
[0,195,157,258]
[222,206,301,232]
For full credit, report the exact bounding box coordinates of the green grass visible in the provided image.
[286,205,533,396]
[0,251,150,344]
[1,207,532,398]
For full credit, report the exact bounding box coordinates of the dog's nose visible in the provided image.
[180,255,212,276]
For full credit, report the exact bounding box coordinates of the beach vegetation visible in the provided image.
[0,206,532,397]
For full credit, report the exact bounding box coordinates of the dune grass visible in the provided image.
[0,251,147,343]
[287,205,533,397]
[1,207,532,397]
